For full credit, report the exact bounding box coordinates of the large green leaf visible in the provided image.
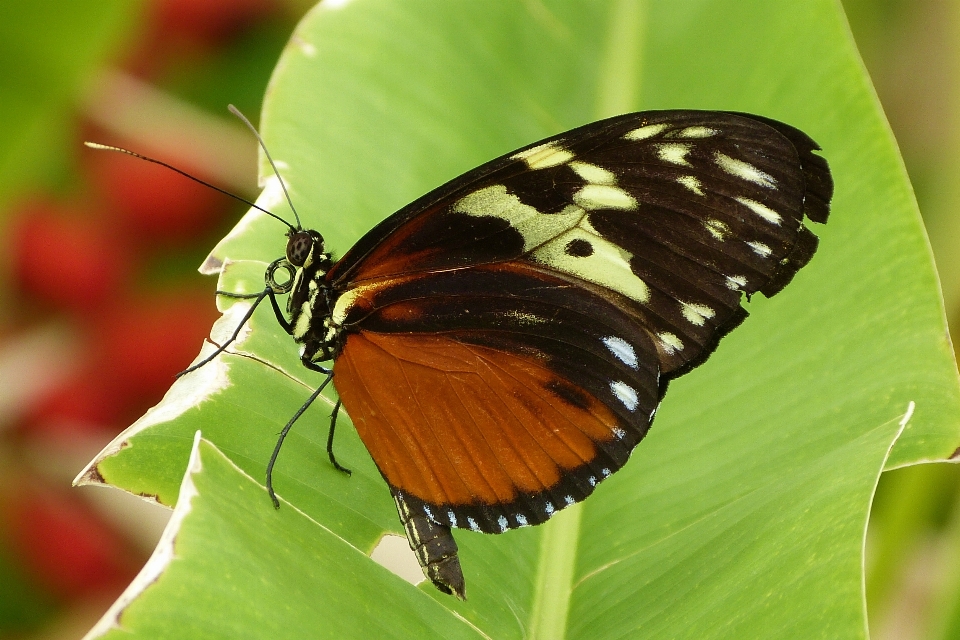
[88,435,479,640]
[78,1,960,638]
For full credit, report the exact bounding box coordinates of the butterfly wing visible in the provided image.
[328,111,831,375]
[333,262,661,532]
[325,110,832,532]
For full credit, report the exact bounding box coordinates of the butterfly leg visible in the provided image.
[393,490,466,600]
[178,286,296,378]
[266,373,333,508]
[177,288,271,377]
[297,347,350,475]
[326,399,352,475]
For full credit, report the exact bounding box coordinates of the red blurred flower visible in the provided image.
[87,148,228,246]
[153,0,277,45]
[2,485,137,600]
[10,199,131,316]
[22,291,220,437]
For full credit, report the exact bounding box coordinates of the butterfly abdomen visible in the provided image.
[394,490,466,599]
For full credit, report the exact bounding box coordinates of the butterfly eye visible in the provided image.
[286,231,316,266]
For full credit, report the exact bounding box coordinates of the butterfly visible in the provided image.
[103,109,832,600]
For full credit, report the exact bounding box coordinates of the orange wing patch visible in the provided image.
[334,331,623,513]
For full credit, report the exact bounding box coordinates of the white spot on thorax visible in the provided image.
[715,153,777,188]
[746,241,772,257]
[656,143,693,166]
[602,336,638,369]
[677,175,704,195]
[657,332,683,354]
[573,184,637,211]
[624,123,668,140]
[735,196,782,224]
[569,161,616,185]
[513,142,574,169]
[293,300,313,340]
[610,380,639,411]
[680,301,716,326]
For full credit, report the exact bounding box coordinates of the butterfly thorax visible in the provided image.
[265,228,340,362]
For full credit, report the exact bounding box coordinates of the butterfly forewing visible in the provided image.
[323,110,832,534]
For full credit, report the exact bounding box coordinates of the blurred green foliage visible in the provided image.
[0,2,141,204]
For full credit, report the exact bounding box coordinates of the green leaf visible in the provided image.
[89,435,480,640]
[79,1,960,638]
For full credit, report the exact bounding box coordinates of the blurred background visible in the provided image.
[0,1,955,638]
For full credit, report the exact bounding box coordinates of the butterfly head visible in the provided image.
[285,228,330,270]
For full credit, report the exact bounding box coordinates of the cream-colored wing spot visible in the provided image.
[657,332,684,354]
[512,142,574,170]
[703,218,730,241]
[677,175,704,196]
[609,380,639,411]
[568,161,616,185]
[672,126,718,139]
[454,185,584,251]
[735,196,781,224]
[656,143,693,167]
[725,275,747,290]
[680,301,716,326]
[746,241,772,257]
[715,152,777,188]
[623,123,669,140]
[532,227,650,304]
[573,185,637,211]
[602,336,639,369]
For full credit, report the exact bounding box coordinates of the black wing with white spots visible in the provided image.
[325,110,831,536]
[329,111,831,377]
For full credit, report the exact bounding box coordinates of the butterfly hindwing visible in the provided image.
[332,262,660,533]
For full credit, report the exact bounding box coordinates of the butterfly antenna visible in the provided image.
[82,142,297,232]
[228,105,303,231]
